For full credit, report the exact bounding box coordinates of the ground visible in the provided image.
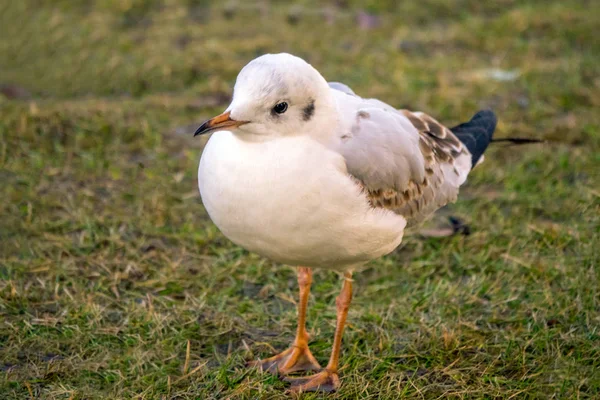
[1,0,599,399]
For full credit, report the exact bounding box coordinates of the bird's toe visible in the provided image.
[248,345,322,375]
[285,369,340,393]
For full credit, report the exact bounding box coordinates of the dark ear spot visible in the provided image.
[302,99,315,121]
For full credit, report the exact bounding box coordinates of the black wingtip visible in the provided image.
[491,137,544,144]
[451,110,497,167]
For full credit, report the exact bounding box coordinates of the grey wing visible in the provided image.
[328,82,356,96]
[339,107,473,226]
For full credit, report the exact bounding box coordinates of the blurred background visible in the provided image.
[1,1,598,399]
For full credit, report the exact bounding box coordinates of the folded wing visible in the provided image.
[337,102,473,226]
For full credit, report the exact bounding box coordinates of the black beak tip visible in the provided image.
[193,123,207,137]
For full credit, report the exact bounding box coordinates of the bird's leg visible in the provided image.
[249,266,322,375]
[286,272,353,392]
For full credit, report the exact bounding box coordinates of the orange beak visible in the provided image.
[194,111,248,136]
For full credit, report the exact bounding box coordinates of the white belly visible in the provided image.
[198,131,406,270]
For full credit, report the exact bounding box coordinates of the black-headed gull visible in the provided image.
[194,53,497,392]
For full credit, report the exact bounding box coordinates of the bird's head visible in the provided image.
[194,53,335,138]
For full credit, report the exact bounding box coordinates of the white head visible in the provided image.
[194,53,336,138]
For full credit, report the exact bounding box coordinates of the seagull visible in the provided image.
[194,53,497,392]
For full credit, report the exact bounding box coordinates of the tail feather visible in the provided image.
[451,110,497,167]
[491,137,544,144]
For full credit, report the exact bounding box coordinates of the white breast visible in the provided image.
[198,131,406,270]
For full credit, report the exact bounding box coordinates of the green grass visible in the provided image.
[1,0,599,398]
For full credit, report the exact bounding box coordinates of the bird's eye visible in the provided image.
[272,102,288,114]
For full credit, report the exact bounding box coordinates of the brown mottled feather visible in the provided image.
[358,110,470,226]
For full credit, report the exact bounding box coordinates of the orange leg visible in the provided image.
[285,272,353,392]
[248,267,321,375]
